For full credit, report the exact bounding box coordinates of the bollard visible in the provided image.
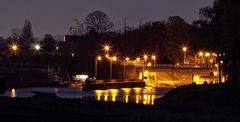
[0,76,6,93]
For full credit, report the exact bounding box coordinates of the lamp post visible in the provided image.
[152,55,156,67]
[95,56,102,80]
[182,46,187,64]
[124,57,129,80]
[143,55,148,81]
[110,56,117,80]
[199,51,203,67]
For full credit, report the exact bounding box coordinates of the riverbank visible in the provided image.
[0,84,240,121]
[156,84,240,114]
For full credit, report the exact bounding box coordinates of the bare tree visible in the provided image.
[85,10,114,33]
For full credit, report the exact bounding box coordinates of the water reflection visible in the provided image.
[93,87,160,105]
[11,88,16,97]
[2,87,172,105]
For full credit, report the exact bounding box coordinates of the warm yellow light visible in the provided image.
[199,51,203,57]
[152,55,156,60]
[205,52,210,57]
[125,57,129,61]
[10,43,19,51]
[9,43,20,54]
[212,53,217,57]
[122,88,131,95]
[110,89,118,102]
[12,88,15,93]
[182,46,187,52]
[12,45,18,51]
[210,59,213,63]
[103,43,111,52]
[136,95,139,104]
[143,55,148,60]
[136,57,140,62]
[214,71,218,76]
[220,60,223,64]
[147,62,152,67]
[104,95,108,101]
[95,90,103,101]
[97,56,102,61]
[125,95,129,103]
[112,56,117,62]
[105,46,110,51]
[106,54,109,58]
[215,64,218,68]
[11,88,16,97]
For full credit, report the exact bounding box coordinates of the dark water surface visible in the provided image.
[1,87,172,105]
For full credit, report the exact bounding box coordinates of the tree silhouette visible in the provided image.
[164,16,191,63]
[42,34,56,54]
[20,19,33,51]
[85,10,114,33]
[199,0,240,84]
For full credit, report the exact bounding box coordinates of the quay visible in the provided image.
[83,80,146,91]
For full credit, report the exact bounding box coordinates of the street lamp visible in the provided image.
[143,55,148,81]
[71,53,75,57]
[110,56,117,80]
[95,56,102,79]
[147,62,152,67]
[143,55,148,62]
[136,57,140,62]
[152,55,156,66]
[102,43,111,55]
[10,43,19,55]
[199,51,203,57]
[182,46,187,64]
[34,44,41,52]
[104,45,110,52]
[124,57,129,80]
[205,52,210,67]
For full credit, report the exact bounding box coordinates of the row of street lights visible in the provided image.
[9,42,42,55]
[95,43,157,81]
[96,44,220,80]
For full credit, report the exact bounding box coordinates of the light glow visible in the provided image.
[182,46,187,52]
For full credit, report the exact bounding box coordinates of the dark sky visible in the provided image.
[0,0,214,38]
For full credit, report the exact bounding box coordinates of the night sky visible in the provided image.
[0,0,214,38]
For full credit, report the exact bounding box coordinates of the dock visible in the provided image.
[82,80,146,91]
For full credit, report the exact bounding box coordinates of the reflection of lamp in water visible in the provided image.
[151,95,155,105]
[122,88,131,103]
[133,87,141,95]
[136,95,140,104]
[110,89,118,102]
[95,90,103,101]
[104,95,108,101]
[11,88,16,97]
[122,88,131,94]
[125,95,129,103]
[143,95,148,105]
[147,95,151,105]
